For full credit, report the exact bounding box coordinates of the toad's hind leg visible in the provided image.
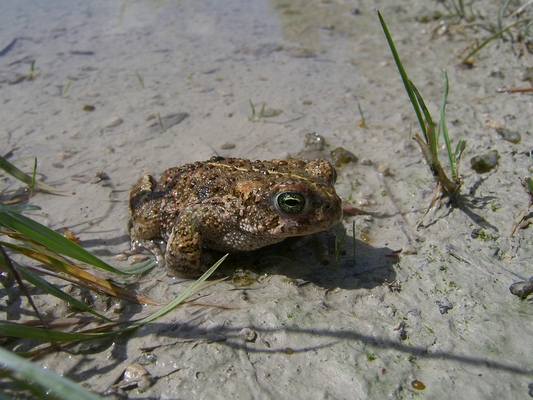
[129,175,160,239]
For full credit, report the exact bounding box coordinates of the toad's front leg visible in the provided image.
[165,209,205,278]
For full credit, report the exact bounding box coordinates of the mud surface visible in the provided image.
[1,0,532,398]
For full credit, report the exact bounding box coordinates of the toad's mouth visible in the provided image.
[270,211,343,237]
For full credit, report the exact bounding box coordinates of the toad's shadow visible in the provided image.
[220,235,398,291]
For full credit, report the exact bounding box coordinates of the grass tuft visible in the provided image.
[357,102,367,128]
[157,112,165,132]
[0,155,63,197]
[334,223,347,268]
[434,0,533,64]
[248,100,266,122]
[378,11,466,225]
[0,159,227,396]
[135,69,145,88]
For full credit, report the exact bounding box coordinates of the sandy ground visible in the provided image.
[1,0,533,398]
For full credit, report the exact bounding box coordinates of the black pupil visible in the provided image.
[278,192,305,214]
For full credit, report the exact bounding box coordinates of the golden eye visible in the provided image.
[276,191,307,214]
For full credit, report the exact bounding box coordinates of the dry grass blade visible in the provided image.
[460,18,532,65]
[0,246,47,328]
[0,321,113,342]
[15,263,113,321]
[10,317,104,327]
[0,254,228,343]
[0,205,131,275]
[411,133,458,194]
[510,177,533,237]
[0,238,162,306]
[126,253,228,327]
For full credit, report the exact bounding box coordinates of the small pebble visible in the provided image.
[398,330,407,340]
[360,233,371,243]
[471,150,499,173]
[129,254,149,264]
[305,132,326,151]
[377,164,390,175]
[114,253,129,261]
[522,67,533,82]
[435,297,453,314]
[220,142,236,150]
[105,117,123,128]
[393,321,405,331]
[496,127,521,144]
[509,278,533,299]
[240,328,257,342]
[411,380,425,390]
[331,147,358,167]
[408,309,421,317]
[401,245,417,255]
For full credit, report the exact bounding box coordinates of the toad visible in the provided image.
[129,157,343,277]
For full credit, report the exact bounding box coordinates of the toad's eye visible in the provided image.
[276,191,307,214]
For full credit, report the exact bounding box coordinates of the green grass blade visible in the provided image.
[17,265,112,322]
[378,11,427,142]
[409,81,437,159]
[0,203,41,213]
[0,254,227,345]
[439,70,455,178]
[131,253,228,327]
[249,100,256,119]
[120,258,157,274]
[0,322,110,341]
[454,139,466,160]
[0,155,63,193]
[0,245,47,327]
[0,155,35,187]
[461,18,531,63]
[453,139,466,178]
[0,240,161,305]
[0,208,127,275]
[1,373,48,399]
[30,157,36,189]
[0,347,104,400]
[258,102,266,119]
[527,177,533,195]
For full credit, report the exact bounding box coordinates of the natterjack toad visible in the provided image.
[129,157,343,277]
